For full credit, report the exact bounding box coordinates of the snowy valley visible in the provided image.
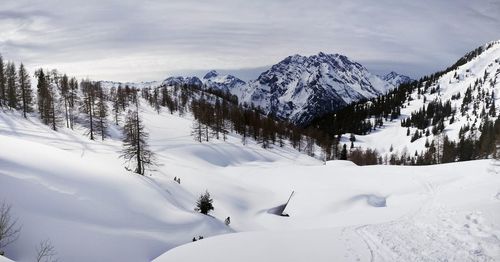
[1,104,500,262]
[1,40,500,262]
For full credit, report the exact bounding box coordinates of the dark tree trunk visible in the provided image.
[135,99,143,175]
[89,98,94,140]
[21,79,27,118]
[51,98,56,131]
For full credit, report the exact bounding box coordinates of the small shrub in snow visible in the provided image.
[195,191,214,215]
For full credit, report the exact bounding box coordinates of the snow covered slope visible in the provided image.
[0,107,314,261]
[1,101,500,261]
[0,111,225,261]
[155,160,500,262]
[346,40,500,158]
[0,257,14,262]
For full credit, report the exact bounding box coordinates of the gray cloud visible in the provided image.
[0,0,499,82]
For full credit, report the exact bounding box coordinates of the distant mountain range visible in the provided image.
[101,53,412,125]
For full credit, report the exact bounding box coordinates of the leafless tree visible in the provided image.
[0,201,21,254]
[36,239,58,262]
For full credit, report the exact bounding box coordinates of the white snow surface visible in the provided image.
[155,159,500,262]
[0,256,14,262]
[1,100,500,261]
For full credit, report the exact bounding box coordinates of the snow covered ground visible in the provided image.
[0,256,14,262]
[1,103,500,261]
[156,160,500,262]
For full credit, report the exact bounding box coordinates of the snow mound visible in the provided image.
[348,194,387,207]
[153,228,371,262]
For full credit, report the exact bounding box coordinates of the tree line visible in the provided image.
[0,54,34,118]
[1,52,156,175]
[141,83,342,160]
[3,45,500,169]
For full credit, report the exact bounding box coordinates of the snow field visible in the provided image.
[1,71,500,261]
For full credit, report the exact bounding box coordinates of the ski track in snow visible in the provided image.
[353,163,500,262]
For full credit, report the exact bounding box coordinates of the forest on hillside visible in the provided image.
[2,44,500,169]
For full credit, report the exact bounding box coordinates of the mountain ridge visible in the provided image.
[99,52,411,125]
[237,52,401,125]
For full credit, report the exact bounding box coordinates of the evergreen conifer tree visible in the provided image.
[18,63,33,118]
[36,69,58,129]
[340,144,348,160]
[195,191,214,215]
[80,80,97,139]
[0,55,5,107]
[6,61,17,109]
[120,101,155,175]
[95,84,109,140]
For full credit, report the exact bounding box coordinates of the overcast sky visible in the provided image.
[1,0,499,82]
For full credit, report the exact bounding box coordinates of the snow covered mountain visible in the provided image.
[234,53,399,125]
[202,70,246,93]
[150,53,408,125]
[98,53,411,126]
[162,76,203,87]
[381,71,413,87]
